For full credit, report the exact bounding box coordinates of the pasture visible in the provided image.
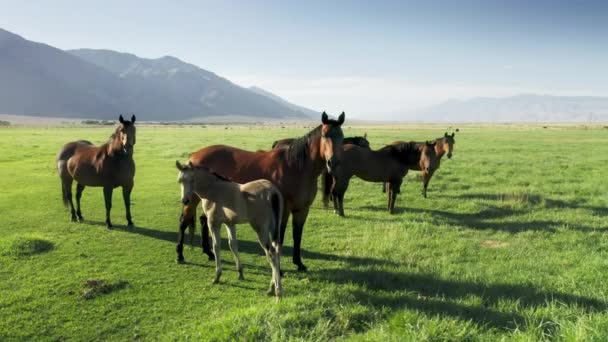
[0,124,607,341]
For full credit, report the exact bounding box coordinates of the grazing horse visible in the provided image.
[382,132,456,197]
[272,134,370,208]
[176,161,283,298]
[328,141,437,216]
[178,112,345,272]
[57,115,136,228]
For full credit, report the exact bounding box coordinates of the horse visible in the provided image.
[176,161,283,299]
[272,133,371,208]
[272,133,369,150]
[382,131,456,197]
[328,141,438,216]
[56,115,136,228]
[177,112,345,272]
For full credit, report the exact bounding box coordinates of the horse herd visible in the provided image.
[56,112,456,299]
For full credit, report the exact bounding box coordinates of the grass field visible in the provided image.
[1,124,607,341]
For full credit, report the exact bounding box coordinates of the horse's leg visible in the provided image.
[103,186,113,228]
[321,169,331,209]
[388,180,402,214]
[291,207,310,272]
[226,224,243,280]
[64,177,77,222]
[75,183,85,222]
[199,214,215,260]
[422,171,433,198]
[382,181,387,193]
[208,218,222,284]
[177,196,201,263]
[122,184,134,226]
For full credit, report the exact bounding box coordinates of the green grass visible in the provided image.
[0,124,607,341]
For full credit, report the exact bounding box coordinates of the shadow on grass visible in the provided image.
[81,220,400,269]
[457,192,608,216]
[315,268,607,331]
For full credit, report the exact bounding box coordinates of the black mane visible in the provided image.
[286,125,322,170]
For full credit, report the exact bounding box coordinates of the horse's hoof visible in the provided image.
[279,270,285,277]
[127,221,134,227]
[205,253,215,261]
[77,216,84,223]
[71,217,77,222]
[212,278,220,285]
[297,264,308,272]
[267,288,275,296]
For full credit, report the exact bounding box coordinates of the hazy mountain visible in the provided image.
[248,86,318,118]
[0,28,313,120]
[0,28,127,118]
[68,49,312,120]
[408,94,608,122]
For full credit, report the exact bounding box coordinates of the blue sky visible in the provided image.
[1,0,607,118]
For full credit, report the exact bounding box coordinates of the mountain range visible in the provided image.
[0,28,313,120]
[406,94,608,122]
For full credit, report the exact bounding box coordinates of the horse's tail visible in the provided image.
[270,190,283,251]
[57,159,69,207]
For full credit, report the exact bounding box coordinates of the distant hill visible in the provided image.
[0,28,314,120]
[408,94,608,122]
[248,86,319,118]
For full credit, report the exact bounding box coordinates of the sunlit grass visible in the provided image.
[0,124,607,340]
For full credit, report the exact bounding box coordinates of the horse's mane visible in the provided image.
[286,125,322,170]
[378,141,419,164]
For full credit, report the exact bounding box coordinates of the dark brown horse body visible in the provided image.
[273,134,371,208]
[57,115,136,227]
[178,112,345,271]
[330,141,437,216]
[382,132,455,197]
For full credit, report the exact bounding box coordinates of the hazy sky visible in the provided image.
[2,0,607,118]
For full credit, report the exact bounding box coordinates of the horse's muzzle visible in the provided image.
[447,153,452,159]
[182,198,190,205]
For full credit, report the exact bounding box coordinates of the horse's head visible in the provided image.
[320,111,345,174]
[176,161,195,205]
[442,132,456,159]
[420,141,439,174]
[117,114,137,155]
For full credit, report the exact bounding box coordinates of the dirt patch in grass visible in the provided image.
[80,279,129,300]
[480,240,509,249]
[1,236,54,257]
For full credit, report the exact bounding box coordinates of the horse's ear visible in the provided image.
[131,115,136,123]
[119,115,125,124]
[188,161,193,168]
[175,160,184,171]
[444,132,448,137]
[451,132,455,138]
[321,111,329,124]
[338,112,345,125]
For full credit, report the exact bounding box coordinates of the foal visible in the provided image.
[176,161,283,298]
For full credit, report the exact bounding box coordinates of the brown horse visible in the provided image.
[178,112,345,272]
[273,134,370,208]
[382,131,456,197]
[57,115,136,228]
[329,141,437,216]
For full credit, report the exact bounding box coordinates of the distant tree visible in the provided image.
[0,120,10,126]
